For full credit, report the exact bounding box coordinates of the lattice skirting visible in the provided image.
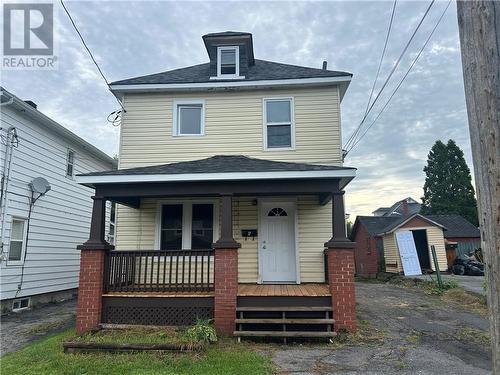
[102,297,214,326]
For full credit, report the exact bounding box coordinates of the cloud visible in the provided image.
[2,0,473,217]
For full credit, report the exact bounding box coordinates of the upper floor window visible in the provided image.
[217,46,239,78]
[66,149,75,177]
[8,217,27,263]
[264,98,294,150]
[173,100,205,136]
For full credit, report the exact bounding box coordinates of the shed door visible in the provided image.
[396,231,422,276]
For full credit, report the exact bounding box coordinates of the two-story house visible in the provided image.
[75,32,357,339]
[0,88,115,313]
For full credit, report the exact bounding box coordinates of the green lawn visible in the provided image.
[0,329,275,375]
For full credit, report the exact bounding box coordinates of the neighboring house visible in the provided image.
[74,31,358,339]
[0,88,115,313]
[425,214,481,264]
[372,197,421,217]
[352,213,479,277]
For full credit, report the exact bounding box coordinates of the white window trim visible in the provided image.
[215,46,243,79]
[263,97,296,151]
[12,297,31,312]
[154,199,220,251]
[66,149,75,178]
[172,99,206,137]
[7,216,28,266]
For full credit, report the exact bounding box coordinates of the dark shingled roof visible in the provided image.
[355,216,400,236]
[425,215,480,238]
[111,59,352,86]
[203,31,252,38]
[78,155,356,177]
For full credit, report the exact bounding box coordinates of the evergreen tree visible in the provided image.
[421,140,478,225]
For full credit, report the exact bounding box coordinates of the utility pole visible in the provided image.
[457,1,500,373]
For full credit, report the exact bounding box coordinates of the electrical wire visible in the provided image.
[345,0,398,150]
[344,0,435,155]
[59,0,125,125]
[347,0,452,154]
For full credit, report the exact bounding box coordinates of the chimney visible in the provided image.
[322,61,327,70]
[402,199,409,216]
[24,100,37,109]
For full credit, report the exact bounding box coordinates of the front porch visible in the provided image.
[75,155,357,337]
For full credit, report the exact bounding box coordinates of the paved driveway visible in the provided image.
[271,282,491,374]
[410,274,486,295]
[0,299,76,356]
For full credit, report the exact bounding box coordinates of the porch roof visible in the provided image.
[76,155,356,188]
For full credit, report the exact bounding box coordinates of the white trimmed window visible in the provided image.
[264,98,295,150]
[158,201,218,250]
[173,100,205,136]
[8,218,27,263]
[217,46,239,78]
[66,149,75,177]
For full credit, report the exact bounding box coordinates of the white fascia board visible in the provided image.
[109,76,352,93]
[76,169,356,185]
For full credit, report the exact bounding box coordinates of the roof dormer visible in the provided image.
[202,31,254,80]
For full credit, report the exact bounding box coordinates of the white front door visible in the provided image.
[260,201,297,283]
[396,231,422,276]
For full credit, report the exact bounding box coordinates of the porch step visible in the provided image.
[235,318,334,324]
[236,306,332,312]
[234,331,337,338]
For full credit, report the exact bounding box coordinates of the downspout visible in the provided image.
[0,126,17,262]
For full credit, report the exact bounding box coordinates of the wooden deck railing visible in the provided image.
[103,249,214,293]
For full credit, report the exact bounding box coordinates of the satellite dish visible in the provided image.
[29,177,51,195]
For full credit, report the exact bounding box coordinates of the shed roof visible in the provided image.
[425,215,480,238]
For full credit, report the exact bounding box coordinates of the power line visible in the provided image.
[59,0,125,112]
[344,0,435,154]
[347,0,452,154]
[345,0,398,150]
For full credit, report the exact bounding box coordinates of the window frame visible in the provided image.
[7,216,28,266]
[66,149,75,178]
[216,46,241,79]
[172,99,206,137]
[263,97,295,151]
[155,199,219,250]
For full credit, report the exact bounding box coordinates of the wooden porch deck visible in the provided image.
[102,283,330,298]
[238,283,330,297]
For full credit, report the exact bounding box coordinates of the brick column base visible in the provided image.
[214,248,238,336]
[325,246,357,333]
[76,249,106,334]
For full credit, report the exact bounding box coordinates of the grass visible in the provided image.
[0,329,275,375]
[441,288,488,316]
[455,327,490,347]
[72,327,192,345]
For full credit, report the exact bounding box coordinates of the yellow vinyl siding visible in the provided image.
[424,226,447,271]
[297,196,331,282]
[383,226,447,273]
[119,87,342,168]
[115,196,331,283]
[383,234,400,273]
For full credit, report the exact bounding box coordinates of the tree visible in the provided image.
[421,139,478,225]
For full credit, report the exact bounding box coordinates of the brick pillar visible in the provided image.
[76,196,113,335]
[213,247,238,335]
[325,247,357,333]
[213,194,240,336]
[76,249,106,334]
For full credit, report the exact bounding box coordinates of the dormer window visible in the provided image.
[217,46,239,78]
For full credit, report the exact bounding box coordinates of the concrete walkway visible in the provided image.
[270,282,491,374]
[0,299,76,356]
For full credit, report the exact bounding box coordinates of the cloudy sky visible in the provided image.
[2,0,473,217]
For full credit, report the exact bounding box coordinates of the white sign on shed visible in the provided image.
[396,231,422,276]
